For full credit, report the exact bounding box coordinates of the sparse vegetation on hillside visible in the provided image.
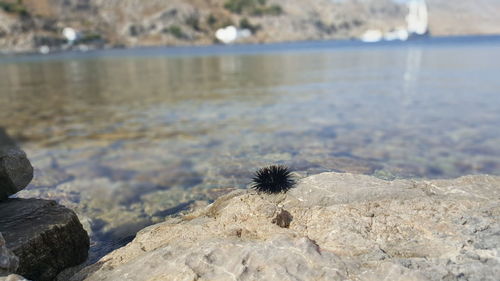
[0,0,29,16]
[185,14,201,31]
[79,33,102,43]
[251,4,282,16]
[163,25,188,40]
[224,0,282,16]
[206,14,218,28]
[239,18,260,33]
[206,13,234,30]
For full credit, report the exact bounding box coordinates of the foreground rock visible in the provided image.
[0,198,89,281]
[71,172,500,281]
[0,274,28,281]
[0,148,33,201]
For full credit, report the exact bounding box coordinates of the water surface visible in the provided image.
[1,37,500,259]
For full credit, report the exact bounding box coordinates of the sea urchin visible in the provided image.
[251,165,296,194]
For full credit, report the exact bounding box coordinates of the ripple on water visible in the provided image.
[3,40,500,259]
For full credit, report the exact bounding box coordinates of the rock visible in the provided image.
[0,233,18,274]
[70,172,500,281]
[271,209,293,228]
[0,274,29,281]
[0,198,89,281]
[0,148,33,201]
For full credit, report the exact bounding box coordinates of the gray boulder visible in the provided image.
[0,198,89,281]
[0,148,33,201]
[70,172,500,281]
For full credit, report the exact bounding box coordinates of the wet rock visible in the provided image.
[70,173,500,281]
[0,148,33,201]
[0,233,18,274]
[0,198,89,281]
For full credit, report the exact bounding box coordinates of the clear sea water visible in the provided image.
[1,36,499,259]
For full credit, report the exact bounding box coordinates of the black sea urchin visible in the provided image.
[251,165,296,194]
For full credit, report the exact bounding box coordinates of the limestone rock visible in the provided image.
[0,233,18,274]
[0,148,33,201]
[70,173,500,281]
[0,198,89,281]
[0,274,29,281]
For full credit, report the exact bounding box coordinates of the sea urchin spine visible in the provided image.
[251,165,296,194]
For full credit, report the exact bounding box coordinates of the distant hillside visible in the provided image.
[427,0,500,36]
[0,0,499,54]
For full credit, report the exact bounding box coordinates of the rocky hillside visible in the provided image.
[428,0,500,36]
[0,0,499,53]
[0,0,403,53]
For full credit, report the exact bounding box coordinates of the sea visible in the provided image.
[1,35,499,259]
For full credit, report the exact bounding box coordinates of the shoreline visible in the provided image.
[2,34,500,59]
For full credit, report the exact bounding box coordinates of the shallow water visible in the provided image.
[1,37,500,260]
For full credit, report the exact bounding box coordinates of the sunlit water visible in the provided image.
[1,37,500,260]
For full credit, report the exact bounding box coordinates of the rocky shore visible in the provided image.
[1,129,499,280]
[69,172,500,281]
[1,137,499,281]
[0,141,89,281]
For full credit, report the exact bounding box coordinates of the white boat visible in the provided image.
[384,28,409,41]
[215,25,251,44]
[62,27,80,44]
[359,0,429,43]
[406,0,429,37]
[360,29,383,43]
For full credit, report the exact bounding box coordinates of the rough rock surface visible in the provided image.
[0,274,28,281]
[0,233,18,275]
[0,148,33,201]
[70,172,500,281]
[0,198,90,281]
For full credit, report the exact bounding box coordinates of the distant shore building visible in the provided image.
[360,0,429,43]
[62,27,80,44]
[215,25,251,44]
[360,29,383,43]
[407,0,429,37]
